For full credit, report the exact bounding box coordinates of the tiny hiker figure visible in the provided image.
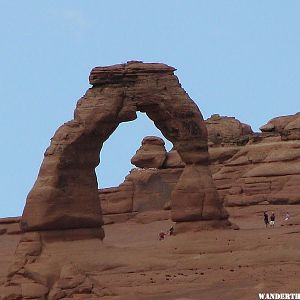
[270,212,275,227]
[169,226,175,236]
[264,211,269,228]
[158,231,166,241]
[284,212,290,221]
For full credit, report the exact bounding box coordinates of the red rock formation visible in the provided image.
[163,149,185,168]
[219,141,300,206]
[199,114,300,206]
[99,113,300,221]
[206,114,253,146]
[98,114,254,223]
[0,217,21,235]
[131,136,167,168]
[212,113,300,206]
[99,180,134,215]
[99,162,183,222]
[259,112,300,140]
[99,168,182,223]
[21,61,229,233]
[196,114,300,207]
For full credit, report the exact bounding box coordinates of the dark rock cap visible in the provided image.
[89,61,176,85]
[142,136,165,146]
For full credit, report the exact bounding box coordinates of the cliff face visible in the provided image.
[99,112,300,221]
[206,113,253,146]
[213,113,300,206]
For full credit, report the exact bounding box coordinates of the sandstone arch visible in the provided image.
[21,62,229,234]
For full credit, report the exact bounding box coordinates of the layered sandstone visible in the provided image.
[99,113,300,221]
[99,168,183,224]
[21,61,229,233]
[259,112,300,140]
[206,114,253,146]
[219,141,300,207]
[131,136,167,168]
[2,204,300,299]
[216,113,300,206]
[8,62,231,300]
[6,62,231,300]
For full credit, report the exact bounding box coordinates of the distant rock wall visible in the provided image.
[99,112,300,221]
[259,112,300,140]
[219,141,300,207]
[206,114,253,146]
[215,113,300,206]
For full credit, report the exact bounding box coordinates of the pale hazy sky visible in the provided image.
[1,1,299,217]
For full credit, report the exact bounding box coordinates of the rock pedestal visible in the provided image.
[131,136,167,168]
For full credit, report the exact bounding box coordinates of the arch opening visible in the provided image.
[97,112,172,189]
[21,62,230,234]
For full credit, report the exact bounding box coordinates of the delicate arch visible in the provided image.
[21,62,229,233]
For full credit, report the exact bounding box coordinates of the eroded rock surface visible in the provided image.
[218,141,300,207]
[8,62,231,300]
[99,113,300,221]
[131,136,167,168]
[214,113,300,206]
[1,204,300,300]
[21,61,228,232]
[259,112,300,140]
[206,114,253,146]
[99,167,182,224]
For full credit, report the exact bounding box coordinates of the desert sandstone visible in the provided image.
[0,63,299,299]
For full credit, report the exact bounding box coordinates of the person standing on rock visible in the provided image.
[264,211,269,228]
[270,212,275,227]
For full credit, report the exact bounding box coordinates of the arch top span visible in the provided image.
[89,61,176,85]
[21,61,230,233]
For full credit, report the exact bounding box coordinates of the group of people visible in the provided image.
[158,226,174,240]
[263,211,290,228]
[159,212,290,235]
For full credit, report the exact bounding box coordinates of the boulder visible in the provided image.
[131,136,167,168]
[259,112,300,140]
[205,114,253,146]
